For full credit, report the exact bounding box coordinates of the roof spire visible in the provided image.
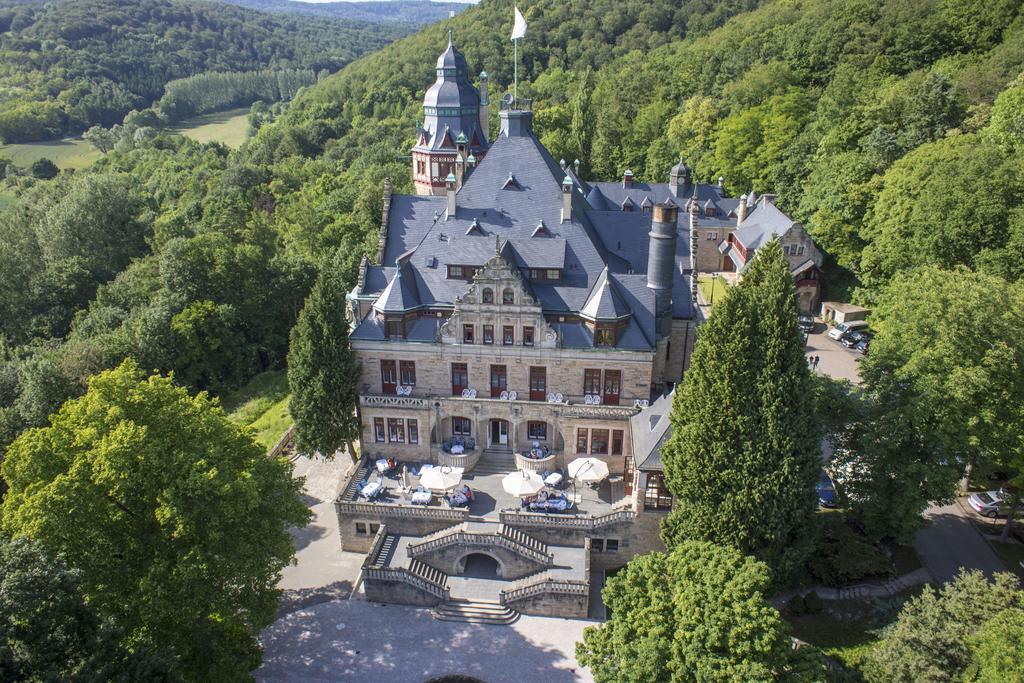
[448,29,453,48]
[494,233,501,255]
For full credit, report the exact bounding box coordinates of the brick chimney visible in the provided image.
[622,170,634,188]
[647,200,679,338]
[561,175,573,223]
[479,70,489,141]
[737,194,747,226]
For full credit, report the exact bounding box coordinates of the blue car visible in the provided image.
[816,472,838,508]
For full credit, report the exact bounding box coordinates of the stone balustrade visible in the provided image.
[363,566,450,601]
[500,573,589,603]
[359,392,639,419]
[514,451,559,473]
[336,499,469,523]
[407,528,553,566]
[360,394,430,410]
[499,509,636,531]
[434,447,481,471]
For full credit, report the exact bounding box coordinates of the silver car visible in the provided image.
[967,490,1017,518]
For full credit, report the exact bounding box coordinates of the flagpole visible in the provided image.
[514,37,518,104]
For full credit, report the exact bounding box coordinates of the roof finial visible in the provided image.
[494,233,501,255]
[448,29,453,48]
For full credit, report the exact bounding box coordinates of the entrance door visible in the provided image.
[491,420,508,446]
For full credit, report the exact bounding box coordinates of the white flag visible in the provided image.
[511,6,527,41]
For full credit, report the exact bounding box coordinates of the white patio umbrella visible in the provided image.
[502,469,545,497]
[420,465,464,492]
[567,457,609,483]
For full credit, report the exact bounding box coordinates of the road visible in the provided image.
[804,321,862,384]
[913,500,1007,583]
[277,454,366,616]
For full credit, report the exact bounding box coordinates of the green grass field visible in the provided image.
[697,273,730,305]
[221,370,292,452]
[0,137,101,170]
[0,107,252,174]
[169,107,252,148]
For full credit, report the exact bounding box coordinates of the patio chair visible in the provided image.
[466,437,475,450]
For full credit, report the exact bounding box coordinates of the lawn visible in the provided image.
[221,370,292,452]
[169,108,252,148]
[0,137,101,170]
[697,273,730,305]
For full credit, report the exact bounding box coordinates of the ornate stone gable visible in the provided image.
[440,247,557,348]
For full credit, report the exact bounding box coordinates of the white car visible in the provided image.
[828,320,869,341]
[968,490,1018,518]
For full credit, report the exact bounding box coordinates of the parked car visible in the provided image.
[855,338,870,355]
[798,315,815,333]
[967,489,1020,518]
[828,320,869,341]
[842,330,870,348]
[816,472,838,508]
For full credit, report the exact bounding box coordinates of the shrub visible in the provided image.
[804,590,824,614]
[808,514,893,587]
[788,594,807,615]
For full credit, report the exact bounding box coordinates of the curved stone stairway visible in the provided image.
[432,599,519,625]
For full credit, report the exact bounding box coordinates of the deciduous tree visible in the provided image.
[576,541,826,682]
[1,360,309,681]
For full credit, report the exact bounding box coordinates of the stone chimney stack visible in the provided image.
[717,176,725,194]
[647,200,679,337]
[737,194,748,226]
[479,70,489,141]
[689,191,699,307]
[445,172,456,219]
[561,175,573,223]
[622,170,634,188]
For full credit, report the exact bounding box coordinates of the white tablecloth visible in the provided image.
[375,459,390,472]
[361,482,382,498]
[411,490,432,505]
[544,472,563,487]
[450,445,465,454]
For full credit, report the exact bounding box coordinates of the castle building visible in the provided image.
[337,39,814,619]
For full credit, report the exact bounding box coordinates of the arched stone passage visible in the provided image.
[454,551,505,579]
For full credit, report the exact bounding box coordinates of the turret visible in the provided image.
[647,200,679,337]
[669,157,689,196]
[412,34,488,196]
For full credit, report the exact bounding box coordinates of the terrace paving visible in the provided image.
[345,458,626,520]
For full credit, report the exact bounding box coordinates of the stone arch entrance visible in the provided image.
[454,551,504,579]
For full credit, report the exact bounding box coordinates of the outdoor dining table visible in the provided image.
[360,481,382,499]
[410,490,432,505]
[544,472,563,487]
[448,492,469,507]
[375,459,391,473]
[450,444,465,454]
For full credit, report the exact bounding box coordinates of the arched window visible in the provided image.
[482,288,494,304]
[502,288,514,304]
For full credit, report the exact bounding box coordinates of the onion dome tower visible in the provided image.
[412,32,490,196]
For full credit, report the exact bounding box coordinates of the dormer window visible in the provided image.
[385,318,404,339]
[595,325,616,347]
[482,287,494,303]
[528,269,560,282]
[502,288,514,304]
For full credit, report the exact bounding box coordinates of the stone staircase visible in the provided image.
[432,599,519,625]
[408,558,448,587]
[369,533,398,568]
[339,460,371,502]
[498,524,547,556]
[473,447,516,475]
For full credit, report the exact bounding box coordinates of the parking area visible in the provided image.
[804,320,863,384]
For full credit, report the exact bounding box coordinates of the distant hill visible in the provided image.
[215,0,469,25]
[0,0,411,142]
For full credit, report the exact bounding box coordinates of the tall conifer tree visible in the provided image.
[661,240,820,581]
[288,250,361,458]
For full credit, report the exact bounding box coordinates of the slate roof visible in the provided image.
[630,390,675,471]
[581,266,630,321]
[731,199,796,251]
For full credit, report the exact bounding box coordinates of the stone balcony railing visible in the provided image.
[514,451,559,473]
[500,573,589,603]
[337,499,469,523]
[499,509,636,532]
[360,392,639,419]
[434,447,481,471]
